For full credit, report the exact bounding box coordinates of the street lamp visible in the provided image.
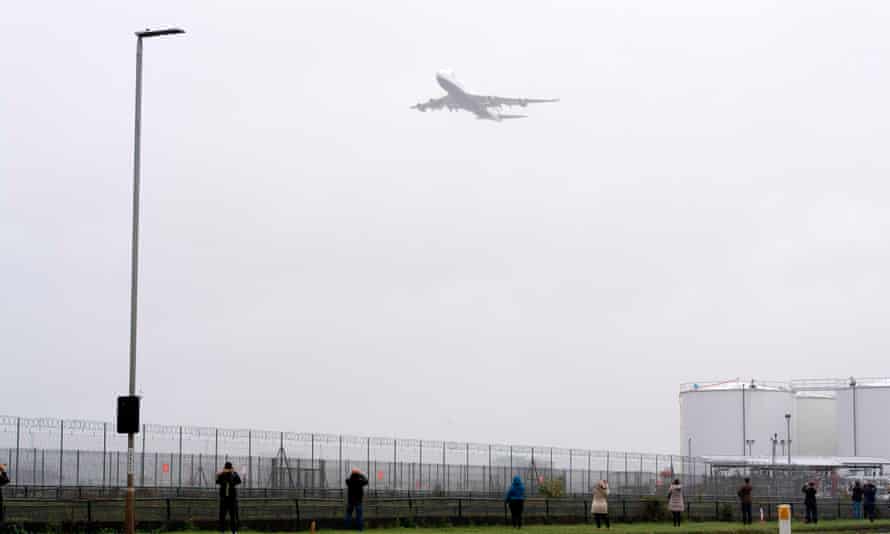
[124,27,185,534]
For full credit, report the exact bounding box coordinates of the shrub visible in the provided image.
[538,479,565,498]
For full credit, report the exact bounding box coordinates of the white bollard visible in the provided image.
[778,504,792,534]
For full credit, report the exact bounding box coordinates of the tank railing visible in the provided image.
[791,376,890,390]
[680,379,791,393]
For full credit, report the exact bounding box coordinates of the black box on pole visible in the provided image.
[117,395,141,434]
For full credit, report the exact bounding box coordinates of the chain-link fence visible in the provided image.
[0,415,703,495]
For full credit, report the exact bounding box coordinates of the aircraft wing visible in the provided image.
[477,95,559,108]
[411,96,450,112]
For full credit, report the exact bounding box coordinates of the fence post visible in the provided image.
[392,438,396,491]
[366,437,371,480]
[443,442,447,492]
[14,417,20,485]
[178,426,183,489]
[215,428,219,472]
[141,423,146,486]
[419,440,423,491]
[59,419,64,487]
[102,422,107,488]
[587,450,591,491]
[624,452,628,493]
[166,498,172,521]
[248,430,252,489]
[465,442,469,492]
[311,433,316,489]
[509,446,513,477]
[338,435,343,488]
[550,447,553,482]
[569,449,573,494]
[76,449,80,486]
[488,444,492,494]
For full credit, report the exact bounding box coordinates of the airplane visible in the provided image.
[411,70,559,122]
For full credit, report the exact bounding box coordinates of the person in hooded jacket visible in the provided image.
[216,462,241,534]
[802,481,818,524]
[591,479,610,528]
[850,481,864,519]
[344,468,369,531]
[667,479,684,527]
[0,464,9,524]
[504,476,526,528]
[863,481,878,522]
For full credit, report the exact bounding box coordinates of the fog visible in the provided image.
[2,1,889,453]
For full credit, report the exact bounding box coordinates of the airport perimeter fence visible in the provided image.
[3,495,886,530]
[0,415,705,497]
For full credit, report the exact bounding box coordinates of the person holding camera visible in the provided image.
[345,468,369,531]
[0,464,9,524]
[216,462,241,534]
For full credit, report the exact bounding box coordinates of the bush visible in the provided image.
[538,479,565,498]
[719,503,734,522]
[641,497,666,521]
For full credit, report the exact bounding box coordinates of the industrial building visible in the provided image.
[680,377,890,461]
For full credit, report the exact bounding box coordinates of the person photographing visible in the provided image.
[216,462,241,534]
[344,468,369,531]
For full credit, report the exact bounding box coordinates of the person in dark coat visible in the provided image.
[344,468,369,531]
[737,478,753,525]
[0,464,9,524]
[504,476,526,528]
[850,481,864,519]
[863,481,878,522]
[216,462,241,534]
[802,481,818,524]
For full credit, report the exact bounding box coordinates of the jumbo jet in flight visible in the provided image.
[411,70,559,121]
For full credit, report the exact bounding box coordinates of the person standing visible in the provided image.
[737,478,753,525]
[802,481,818,524]
[344,468,369,531]
[668,479,684,527]
[850,481,863,519]
[0,464,10,524]
[504,476,526,529]
[216,461,241,534]
[591,479,610,529]
[863,480,877,522]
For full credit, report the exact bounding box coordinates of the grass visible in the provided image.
[183,519,890,534]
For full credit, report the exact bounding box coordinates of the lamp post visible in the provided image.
[785,413,792,465]
[125,27,185,534]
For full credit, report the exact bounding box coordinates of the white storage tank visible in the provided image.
[793,392,837,456]
[836,378,890,458]
[680,380,794,458]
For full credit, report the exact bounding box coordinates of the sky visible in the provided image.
[2,1,889,454]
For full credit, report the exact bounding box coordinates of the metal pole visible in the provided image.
[851,380,858,456]
[785,413,792,464]
[465,443,469,491]
[59,419,64,487]
[14,417,20,485]
[487,444,491,493]
[141,424,146,486]
[338,435,343,487]
[248,431,252,489]
[366,437,370,480]
[103,423,107,488]
[741,383,747,456]
[124,34,144,534]
[215,428,219,470]
[442,442,446,492]
[311,433,316,489]
[178,426,183,488]
[392,439,396,491]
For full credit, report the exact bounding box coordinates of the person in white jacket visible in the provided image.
[667,479,685,527]
[591,479,610,528]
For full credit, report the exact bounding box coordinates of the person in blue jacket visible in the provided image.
[505,475,526,528]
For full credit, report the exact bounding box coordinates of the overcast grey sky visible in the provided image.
[2,1,889,453]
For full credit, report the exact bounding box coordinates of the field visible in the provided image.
[182,520,890,534]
